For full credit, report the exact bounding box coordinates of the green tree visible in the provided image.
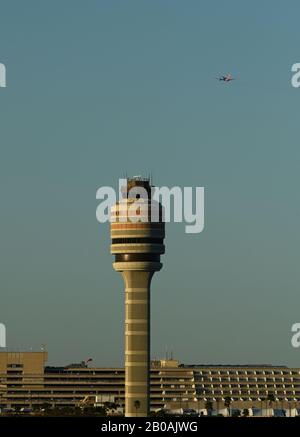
[204,400,213,416]
[232,409,240,417]
[260,397,265,416]
[150,409,167,417]
[267,393,275,406]
[242,408,249,417]
[224,396,232,416]
[104,401,118,410]
[266,393,276,417]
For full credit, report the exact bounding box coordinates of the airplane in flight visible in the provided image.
[216,73,236,82]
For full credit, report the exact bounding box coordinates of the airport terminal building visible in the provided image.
[0,351,299,414]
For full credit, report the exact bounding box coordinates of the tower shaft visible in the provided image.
[122,270,153,416]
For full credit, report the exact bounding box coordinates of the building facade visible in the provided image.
[0,352,300,413]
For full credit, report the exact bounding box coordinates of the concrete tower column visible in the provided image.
[122,270,153,417]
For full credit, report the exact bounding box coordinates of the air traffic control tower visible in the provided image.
[110,177,165,417]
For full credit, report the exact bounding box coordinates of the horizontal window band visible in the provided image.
[126,362,148,367]
[111,230,164,237]
[112,238,163,245]
[125,351,148,355]
[125,319,148,323]
[112,248,164,256]
[115,254,160,262]
[125,357,147,362]
[125,288,148,292]
[111,223,164,229]
[111,199,157,206]
[125,300,148,304]
[125,296,147,302]
[111,217,163,222]
[125,331,148,335]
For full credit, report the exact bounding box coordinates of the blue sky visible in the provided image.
[0,0,300,366]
